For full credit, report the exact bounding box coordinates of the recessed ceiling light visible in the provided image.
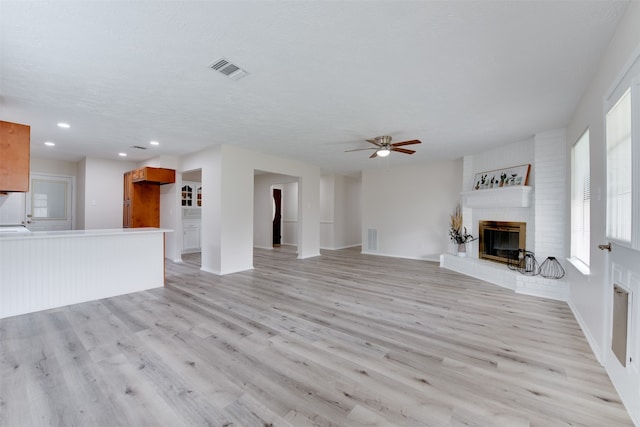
[44,141,55,147]
[150,140,159,146]
[118,152,127,157]
[57,122,70,128]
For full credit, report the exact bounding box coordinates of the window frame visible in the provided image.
[604,66,640,251]
[570,129,591,270]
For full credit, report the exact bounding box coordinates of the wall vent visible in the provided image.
[367,228,378,251]
[209,58,248,81]
[131,145,147,150]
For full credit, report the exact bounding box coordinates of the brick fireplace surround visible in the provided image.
[440,129,569,301]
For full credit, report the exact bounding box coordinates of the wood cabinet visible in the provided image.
[0,121,30,192]
[123,167,175,228]
[131,167,175,184]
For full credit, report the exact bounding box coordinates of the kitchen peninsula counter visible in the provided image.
[0,228,170,319]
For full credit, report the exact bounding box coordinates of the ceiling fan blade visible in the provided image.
[345,147,377,152]
[366,139,382,147]
[391,139,421,147]
[369,151,378,159]
[391,147,416,155]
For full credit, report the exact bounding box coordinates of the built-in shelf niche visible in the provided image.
[461,186,533,208]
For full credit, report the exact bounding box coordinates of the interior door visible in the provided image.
[601,66,640,411]
[26,173,73,231]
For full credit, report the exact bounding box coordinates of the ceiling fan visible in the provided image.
[345,135,421,158]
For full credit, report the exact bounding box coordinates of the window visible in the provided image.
[31,179,67,220]
[606,88,632,244]
[571,130,590,268]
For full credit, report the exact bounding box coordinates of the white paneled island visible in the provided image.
[0,228,169,319]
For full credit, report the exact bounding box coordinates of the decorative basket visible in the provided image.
[539,256,565,279]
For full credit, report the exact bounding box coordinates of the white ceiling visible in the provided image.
[0,1,629,175]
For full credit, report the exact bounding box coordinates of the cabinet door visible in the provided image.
[123,171,132,201]
[132,167,175,184]
[131,182,160,227]
[123,172,132,227]
[0,121,30,192]
[181,184,193,206]
[183,224,200,250]
[123,200,131,228]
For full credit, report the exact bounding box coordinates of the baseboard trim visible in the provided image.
[320,244,362,250]
[567,298,603,365]
[361,250,439,262]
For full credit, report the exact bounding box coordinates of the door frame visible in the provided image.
[600,46,640,424]
[26,172,76,231]
[272,187,282,246]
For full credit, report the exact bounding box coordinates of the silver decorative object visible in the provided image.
[508,249,539,276]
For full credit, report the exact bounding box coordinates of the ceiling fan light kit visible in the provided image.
[345,135,421,159]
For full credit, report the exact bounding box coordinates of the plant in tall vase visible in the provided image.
[449,204,477,257]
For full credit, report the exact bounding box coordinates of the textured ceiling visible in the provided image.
[0,1,629,174]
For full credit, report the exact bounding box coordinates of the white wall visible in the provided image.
[282,181,298,245]
[184,145,320,275]
[220,145,320,274]
[320,175,335,249]
[320,174,361,250]
[31,157,78,177]
[253,175,274,250]
[564,2,640,424]
[80,157,135,229]
[182,145,222,274]
[77,158,86,229]
[253,173,298,249]
[362,159,463,260]
[533,129,566,262]
[343,175,362,248]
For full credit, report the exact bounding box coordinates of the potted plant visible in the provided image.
[499,172,507,187]
[449,204,477,256]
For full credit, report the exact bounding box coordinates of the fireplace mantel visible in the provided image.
[461,186,533,208]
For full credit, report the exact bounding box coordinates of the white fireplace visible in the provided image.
[441,130,568,301]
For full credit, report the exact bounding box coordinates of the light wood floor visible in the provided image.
[0,246,633,426]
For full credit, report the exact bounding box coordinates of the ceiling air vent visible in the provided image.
[131,145,147,150]
[209,58,248,81]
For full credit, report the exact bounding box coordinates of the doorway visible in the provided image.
[273,188,281,246]
[181,169,202,266]
[26,173,74,231]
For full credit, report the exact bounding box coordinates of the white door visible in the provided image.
[601,62,640,417]
[26,173,73,231]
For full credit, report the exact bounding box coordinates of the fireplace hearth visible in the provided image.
[479,221,526,264]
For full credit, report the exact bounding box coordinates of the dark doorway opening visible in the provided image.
[272,188,282,246]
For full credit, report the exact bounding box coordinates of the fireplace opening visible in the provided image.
[479,221,526,264]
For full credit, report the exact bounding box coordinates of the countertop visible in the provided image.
[0,227,172,241]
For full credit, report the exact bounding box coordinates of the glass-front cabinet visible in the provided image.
[181,182,202,207]
[181,181,202,253]
[181,184,193,206]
